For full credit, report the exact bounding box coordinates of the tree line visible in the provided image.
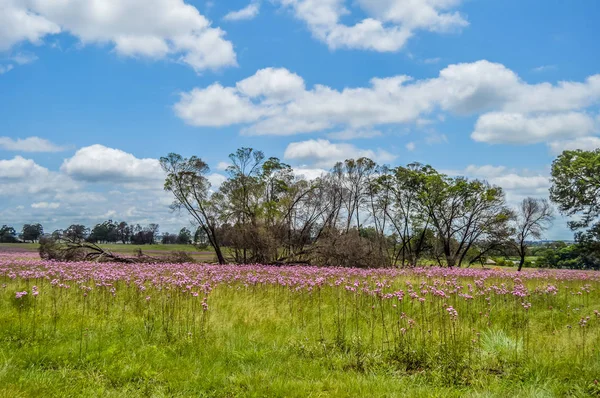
[0,221,201,246]
[4,148,598,270]
[160,148,557,269]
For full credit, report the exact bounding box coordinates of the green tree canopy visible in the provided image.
[550,149,600,230]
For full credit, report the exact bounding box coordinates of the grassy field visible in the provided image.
[0,243,217,262]
[1,253,599,397]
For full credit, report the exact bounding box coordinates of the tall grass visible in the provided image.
[1,253,599,397]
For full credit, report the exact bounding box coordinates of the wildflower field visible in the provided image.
[1,251,599,397]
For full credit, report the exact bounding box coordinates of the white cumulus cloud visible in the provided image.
[548,136,600,154]
[0,136,66,152]
[0,0,236,71]
[223,2,260,21]
[175,61,600,147]
[61,144,164,184]
[31,201,60,209]
[283,139,396,168]
[277,0,467,52]
[0,156,79,196]
[471,112,597,145]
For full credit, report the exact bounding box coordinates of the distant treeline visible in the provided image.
[0,222,200,246]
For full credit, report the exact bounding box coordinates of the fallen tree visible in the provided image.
[38,237,195,264]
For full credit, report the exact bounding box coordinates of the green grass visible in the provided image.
[1,261,599,397]
[0,243,39,250]
[0,242,217,262]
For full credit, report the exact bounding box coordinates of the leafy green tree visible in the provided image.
[419,172,513,267]
[161,232,178,244]
[550,149,600,269]
[0,225,18,243]
[373,163,432,266]
[88,220,118,243]
[572,223,600,269]
[21,223,43,243]
[550,149,600,230]
[64,224,89,242]
[116,221,131,244]
[537,241,600,270]
[177,227,192,244]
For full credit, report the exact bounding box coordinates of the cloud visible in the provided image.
[236,67,306,103]
[405,142,416,151]
[0,0,236,71]
[0,156,79,196]
[61,144,164,184]
[463,164,507,178]
[423,57,441,64]
[488,173,550,192]
[0,0,61,51]
[207,173,227,189]
[532,65,557,73]
[31,201,60,209]
[326,129,382,140]
[223,2,260,21]
[174,84,263,126]
[293,167,328,180]
[444,164,551,207]
[283,139,396,168]
[277,0,467,52]
[548,136,600,154]
[424,131,448,145]
[0,64,14,74]
[0,52,39,75]
[216,161,231,171]
[11,52,39,65]
[175,61,600,146]
[0,150,193,234]
[0,136,67,152]
[471,112,597,145]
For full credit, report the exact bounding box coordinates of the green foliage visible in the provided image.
[537,243,600,270]
[21,223,43,243]
[0,225,18,243]
[550,149,600,230]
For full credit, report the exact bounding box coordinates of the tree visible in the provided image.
[64,224,89,242]
[512,197,554,271]
[572,222,600,269]
[88,220,118,243]
[177,227,192,244]
[162,232,178,244]
[221,147,266,263]
[550,149,600,270]
[193,226,209,248]
[373,163,432,266]
[116,221,131,244]
[147,223,160,244]
[550,149,600,230]
[419,173,513,267]
[21,223,43,243]
[160,153,226,264]
[0,225,18,243]
[130,224,159,245]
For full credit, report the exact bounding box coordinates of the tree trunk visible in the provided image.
[518,255,525,272]
[446,256,456,267]
[215,245,226,265]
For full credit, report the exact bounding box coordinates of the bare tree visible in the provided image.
[513,197,554,271]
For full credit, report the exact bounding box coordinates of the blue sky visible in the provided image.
[1,0,599,239]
